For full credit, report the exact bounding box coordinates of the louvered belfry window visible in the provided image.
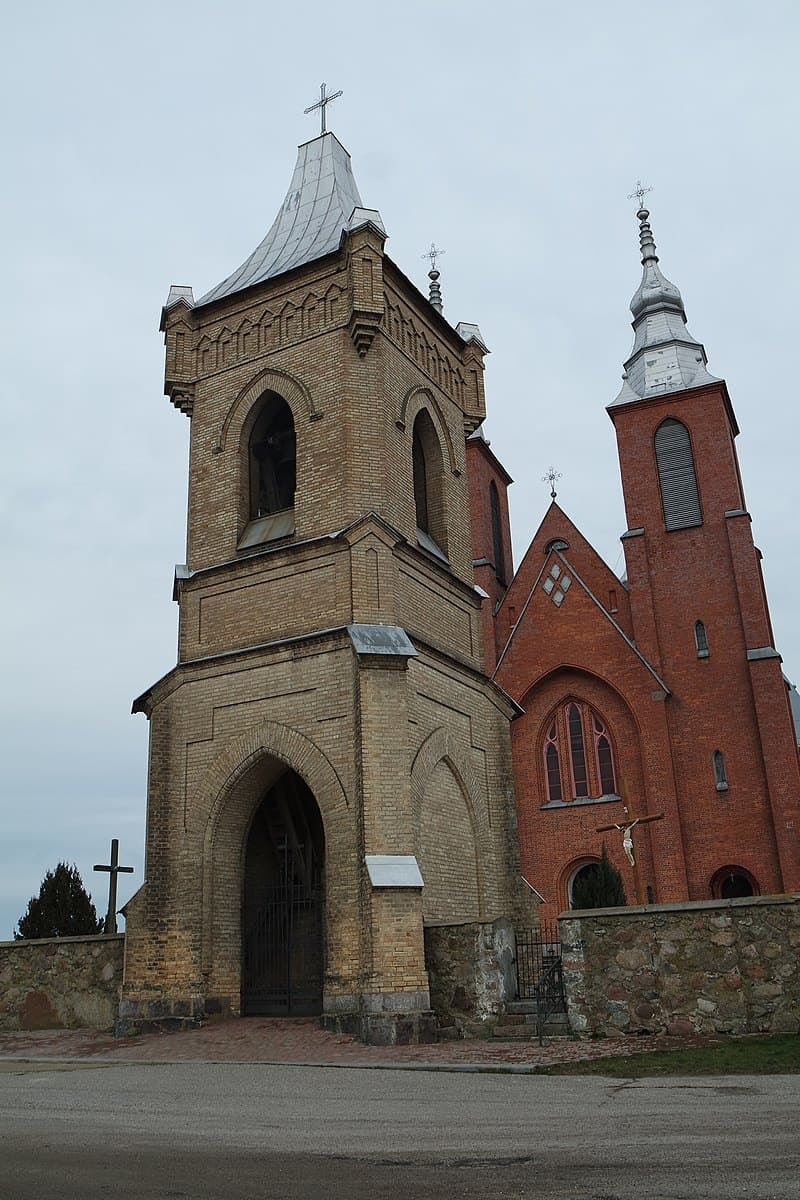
[654,418,702,531]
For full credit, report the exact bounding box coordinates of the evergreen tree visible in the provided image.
[572,844,627,909]
[15,863,103,939]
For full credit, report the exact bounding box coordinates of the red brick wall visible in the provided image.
[469,379,800,924]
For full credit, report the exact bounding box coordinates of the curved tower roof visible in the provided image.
[197,132,382,307]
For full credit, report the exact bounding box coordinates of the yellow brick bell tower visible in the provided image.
[120,100,525,1043]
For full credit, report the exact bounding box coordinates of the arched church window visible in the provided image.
[568,704,589,798]
[489,481,506,585]
[654,418,702,531]
[412,409,447,556]
[542,701,619,804]
[413,422,429,533]
[544,723,562,804]
[249,393,296,520]
[713,750,728,792]
[694,619,709,658]
[593,714,617,796]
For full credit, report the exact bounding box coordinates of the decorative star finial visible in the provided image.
[628,180,653,211]
[542,467,562,501]
[304,82,343,136]
[422,243,445,273]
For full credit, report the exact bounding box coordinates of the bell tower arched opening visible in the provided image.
[248,391,296,520]
[242,769,325,1016]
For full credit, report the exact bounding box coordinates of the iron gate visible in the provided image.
[515,921,566,1040]
[243,877,324,1015]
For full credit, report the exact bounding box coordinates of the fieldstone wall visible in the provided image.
[424,917,516,1034]
[0,934,124,1032]
[560,895,800,1037]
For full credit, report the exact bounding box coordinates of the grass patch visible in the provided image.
[542,1034,800,1077]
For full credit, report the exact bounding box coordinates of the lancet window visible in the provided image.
[654,418,702,531]
[249,393,296,520]
[490,481,506,585]
[412,409,447,555]
[543,702,618,804]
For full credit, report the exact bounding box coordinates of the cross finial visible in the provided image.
[422,243,445,273]
[303,82,343,136]
[628,180,653,212]
[542,467,562,500]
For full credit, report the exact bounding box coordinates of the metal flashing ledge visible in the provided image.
[620,527,645,540]
[365,855,424,888]
[747,646,782,662]
[347,624,417,657]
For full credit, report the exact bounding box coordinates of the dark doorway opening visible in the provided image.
[242,771,325,1016]
[711,866,758,900]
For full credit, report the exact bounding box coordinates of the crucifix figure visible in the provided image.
[597,806,664,903]
[627,180,653,211]
[93,838,134,935]
[542,466,562,500]
[303,82,343,136]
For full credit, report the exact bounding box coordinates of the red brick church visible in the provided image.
[469,201,800,922]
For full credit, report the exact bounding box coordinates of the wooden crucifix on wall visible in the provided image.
[596,806,664,905]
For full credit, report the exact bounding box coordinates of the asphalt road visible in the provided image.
[1,1061,798,1199]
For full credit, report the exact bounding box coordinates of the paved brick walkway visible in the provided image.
[0,1018,706,1070]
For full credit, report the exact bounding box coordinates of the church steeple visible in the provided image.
[611,198,718,406]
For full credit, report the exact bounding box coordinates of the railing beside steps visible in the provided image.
[514,921,567,1045]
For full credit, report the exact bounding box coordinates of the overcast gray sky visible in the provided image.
[2,1,798,938]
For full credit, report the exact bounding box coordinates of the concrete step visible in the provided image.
[506,999,568,1016]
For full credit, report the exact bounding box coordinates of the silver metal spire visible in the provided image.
[610,189,719,406]
[423,243,445,313]
[197,133,385,307]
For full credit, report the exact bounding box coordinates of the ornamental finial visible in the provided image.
[304,82,343,136]
[542,466,562,501]
[628,181,658,264]
[422,243,445,314]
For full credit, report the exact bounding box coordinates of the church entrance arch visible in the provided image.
[242,770,325,1016]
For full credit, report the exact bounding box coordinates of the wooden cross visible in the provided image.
[303,82,343,136]
[93,838,134,935]
[597,807,664,904]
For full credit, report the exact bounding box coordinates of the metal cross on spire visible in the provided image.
[628,180,653,211]
[542,467,562,500]
[422,243,445,273]
[304,82,343,136]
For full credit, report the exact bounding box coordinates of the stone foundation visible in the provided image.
[561,894,800,1037]
[321,988,438,1045]
[424,917,516,1034]
[0,934,124,1032]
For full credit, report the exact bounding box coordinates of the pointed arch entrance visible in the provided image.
[242,770,325,1015]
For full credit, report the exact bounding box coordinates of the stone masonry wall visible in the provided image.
[0,935,124,1032]
[561,896,800,1037]
[425,918,516,1034]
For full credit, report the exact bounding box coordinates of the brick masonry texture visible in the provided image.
[485,379,800,922]
[121,222,525,1040]
[0,935,123,1032]
[560,895,800,1036]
